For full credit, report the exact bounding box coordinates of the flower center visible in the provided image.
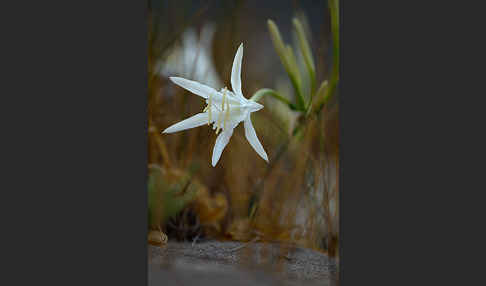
[203,87,232,134]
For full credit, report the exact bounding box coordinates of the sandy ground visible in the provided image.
[149,241,338,286]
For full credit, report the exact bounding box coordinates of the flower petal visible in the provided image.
[211,128,234,167]
[248,101,264,112]
[163,113,209,134]
[230,43,245,99]
[244,115,268,162]
[170,77,218,99]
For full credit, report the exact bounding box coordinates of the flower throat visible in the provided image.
[203,87,231,134]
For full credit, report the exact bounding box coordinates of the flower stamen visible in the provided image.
[207,93,212,125]
[224,96,230,130]
[222,88,226,112]
[215,88,227,134]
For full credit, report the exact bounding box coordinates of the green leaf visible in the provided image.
[327,0,340,105]
[267,20,289,71]
[267,19,305,110]
[147,168,198,228]
[293,17,315,92]
[312,80,330,114]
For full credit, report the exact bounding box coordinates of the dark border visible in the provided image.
[340,0,484,285]
[4,1,148,285]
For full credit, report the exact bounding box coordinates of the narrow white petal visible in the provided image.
[163,113,209,134]
[170,77,218,99]
[230,43,245,99]
[248,101,264,112]
[244,115,268,162]
[211,128,234,167]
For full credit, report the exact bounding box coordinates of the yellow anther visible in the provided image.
[215,88,228,134]
[207,93,212,125]
[216,111,223,134]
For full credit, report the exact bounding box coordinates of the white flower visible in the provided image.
[156,23,223,89]
[162,44,269,167]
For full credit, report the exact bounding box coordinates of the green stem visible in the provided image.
[313,0,339,115]
[250,88,301,111]
[290,75,306,110]
[328,0,339,102]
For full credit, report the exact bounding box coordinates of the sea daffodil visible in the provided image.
[163,44,269,167]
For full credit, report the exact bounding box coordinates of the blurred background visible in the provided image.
[148,0,339,259]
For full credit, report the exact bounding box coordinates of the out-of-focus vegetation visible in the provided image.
[148,0,339,259]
